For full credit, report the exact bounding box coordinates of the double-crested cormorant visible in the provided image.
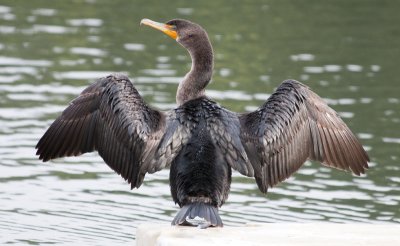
[36,19,369,228]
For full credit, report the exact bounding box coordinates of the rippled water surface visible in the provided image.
[1,0,399,245]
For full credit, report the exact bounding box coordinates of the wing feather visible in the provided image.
[205,103,253,177]
[36,74,167,188]
[240,80,369,193]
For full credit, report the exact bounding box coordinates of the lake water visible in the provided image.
[0,0,399,245]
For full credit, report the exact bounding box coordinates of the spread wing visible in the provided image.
[36,74,167,188]
[240,80,369,193]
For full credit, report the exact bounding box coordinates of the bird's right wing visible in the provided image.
[36,74,168,188]
[240,80,369,193]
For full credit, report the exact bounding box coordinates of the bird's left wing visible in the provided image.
[36,74,168,188]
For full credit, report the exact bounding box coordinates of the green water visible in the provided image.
[0,0,399,244]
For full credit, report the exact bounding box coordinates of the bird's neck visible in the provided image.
[176,42,213,105]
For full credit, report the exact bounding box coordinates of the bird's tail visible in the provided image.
[171,202,223,228]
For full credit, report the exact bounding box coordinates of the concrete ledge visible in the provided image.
[137,223,400,246]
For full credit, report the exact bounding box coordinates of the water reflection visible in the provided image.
[1,0,399,244]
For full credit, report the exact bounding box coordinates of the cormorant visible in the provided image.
[36,18,369,228]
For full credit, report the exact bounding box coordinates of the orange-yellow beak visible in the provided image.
[140,18,178,40]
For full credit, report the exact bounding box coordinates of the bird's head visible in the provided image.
[140,18,210,51]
